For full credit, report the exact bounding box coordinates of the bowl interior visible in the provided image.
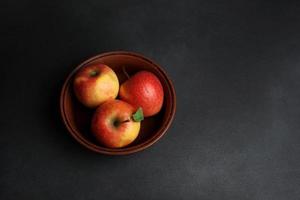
[61,52,175,154]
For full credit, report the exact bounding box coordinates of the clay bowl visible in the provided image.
[60,51,176,155]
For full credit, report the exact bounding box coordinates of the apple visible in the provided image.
[91,100,143,148]
[119,71,164,117]
[73,64,119,108]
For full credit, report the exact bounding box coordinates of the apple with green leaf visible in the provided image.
[119,70,164,117]
[73,64,119,108]
[91,99,143,148]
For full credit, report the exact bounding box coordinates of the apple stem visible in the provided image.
[121,119,130,123]
[113,119,130,127]
[122,66,130,80]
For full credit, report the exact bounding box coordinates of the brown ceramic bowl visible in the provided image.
[60,51,176,155]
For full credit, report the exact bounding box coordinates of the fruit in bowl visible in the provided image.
[72,63,166,148]
[72,64,165,148]
[91,100,143,148]
[61,51,176,154]
[119,71,164,117]
[73,64,119,108]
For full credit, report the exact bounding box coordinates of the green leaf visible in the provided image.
[132,107,144,122]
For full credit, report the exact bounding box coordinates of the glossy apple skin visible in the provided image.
[91,100,140,148]
[73,64,119,108]
[119,71,164,117]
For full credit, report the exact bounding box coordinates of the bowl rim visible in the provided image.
[60,51,176,155]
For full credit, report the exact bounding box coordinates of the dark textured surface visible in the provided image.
[1,0,300,199]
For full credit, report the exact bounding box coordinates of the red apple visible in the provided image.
[91,100,143,148]
[119,71,164,117]
[73,64,119,108]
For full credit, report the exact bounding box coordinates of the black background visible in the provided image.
[1,0,300,199]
